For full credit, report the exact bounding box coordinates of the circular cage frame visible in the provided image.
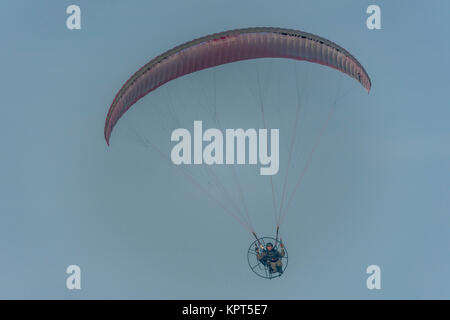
[247,236,288,279]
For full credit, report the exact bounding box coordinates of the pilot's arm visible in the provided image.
[279,241,285,257]
[256,245,266,261]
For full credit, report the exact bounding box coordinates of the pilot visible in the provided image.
[256,241,285,274]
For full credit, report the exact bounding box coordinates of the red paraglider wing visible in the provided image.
[104,27,371,145]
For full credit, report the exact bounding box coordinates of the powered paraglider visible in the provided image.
[104,27,371,279]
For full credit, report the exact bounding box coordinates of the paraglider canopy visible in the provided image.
[104,27,371,146]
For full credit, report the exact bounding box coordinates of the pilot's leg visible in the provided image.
[270,262,277,273]
[275,260,283,273]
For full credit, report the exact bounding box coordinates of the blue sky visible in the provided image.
[0,0,449,298]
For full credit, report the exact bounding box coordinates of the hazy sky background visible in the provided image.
[1,0,449,299]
